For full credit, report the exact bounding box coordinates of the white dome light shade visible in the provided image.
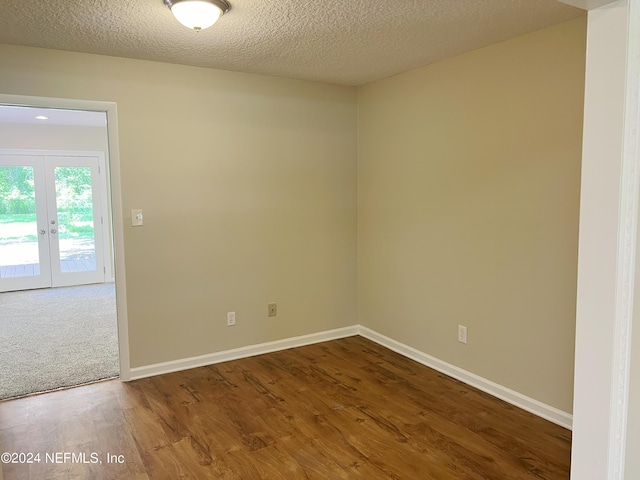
[165,0,230,32]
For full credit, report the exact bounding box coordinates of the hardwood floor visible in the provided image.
[0,336,571,479]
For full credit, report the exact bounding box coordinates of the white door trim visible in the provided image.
[567,0,639,477]
[608,0,640,476]
[0,94,131,381]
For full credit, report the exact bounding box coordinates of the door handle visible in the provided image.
[50,228,58,234]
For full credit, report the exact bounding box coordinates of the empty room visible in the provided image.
[1,0,639,479]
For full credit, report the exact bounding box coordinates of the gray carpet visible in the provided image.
[0,283,119,400]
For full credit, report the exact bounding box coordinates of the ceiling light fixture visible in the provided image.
[35,115,48,120]
[164,0,230,32]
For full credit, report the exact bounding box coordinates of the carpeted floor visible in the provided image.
[0,283,119,400]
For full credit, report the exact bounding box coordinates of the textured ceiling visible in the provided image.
[0,0,584,86]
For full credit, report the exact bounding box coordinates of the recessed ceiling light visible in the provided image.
[35,115,48,120]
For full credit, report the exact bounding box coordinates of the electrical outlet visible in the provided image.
[458,325,468,344]
[227,312,236,326]
[268,303,277,317]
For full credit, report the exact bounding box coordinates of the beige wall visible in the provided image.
[357,18,586,412]
[0,45,358,368]
[0,122,108,152]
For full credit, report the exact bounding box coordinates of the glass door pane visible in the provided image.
[46,156,105,287]
[55,166,97,273]
[0,156,51,292]
[0,166,39,277]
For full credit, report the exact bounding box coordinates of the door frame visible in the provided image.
[0,94,131,381]
[0,150,111,288]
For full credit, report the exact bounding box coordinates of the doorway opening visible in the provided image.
[0,104,123,399]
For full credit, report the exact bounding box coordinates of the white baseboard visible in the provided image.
[129,325,359,380]
[358,326,573,430]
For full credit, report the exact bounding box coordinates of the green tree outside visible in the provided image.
[0,166,94,242]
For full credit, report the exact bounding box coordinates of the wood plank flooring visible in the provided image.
[0,336,571,479]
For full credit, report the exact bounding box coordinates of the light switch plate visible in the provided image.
[131,209,143,227]
[458,325,468,344]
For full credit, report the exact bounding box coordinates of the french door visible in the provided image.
[0,153,106,292]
